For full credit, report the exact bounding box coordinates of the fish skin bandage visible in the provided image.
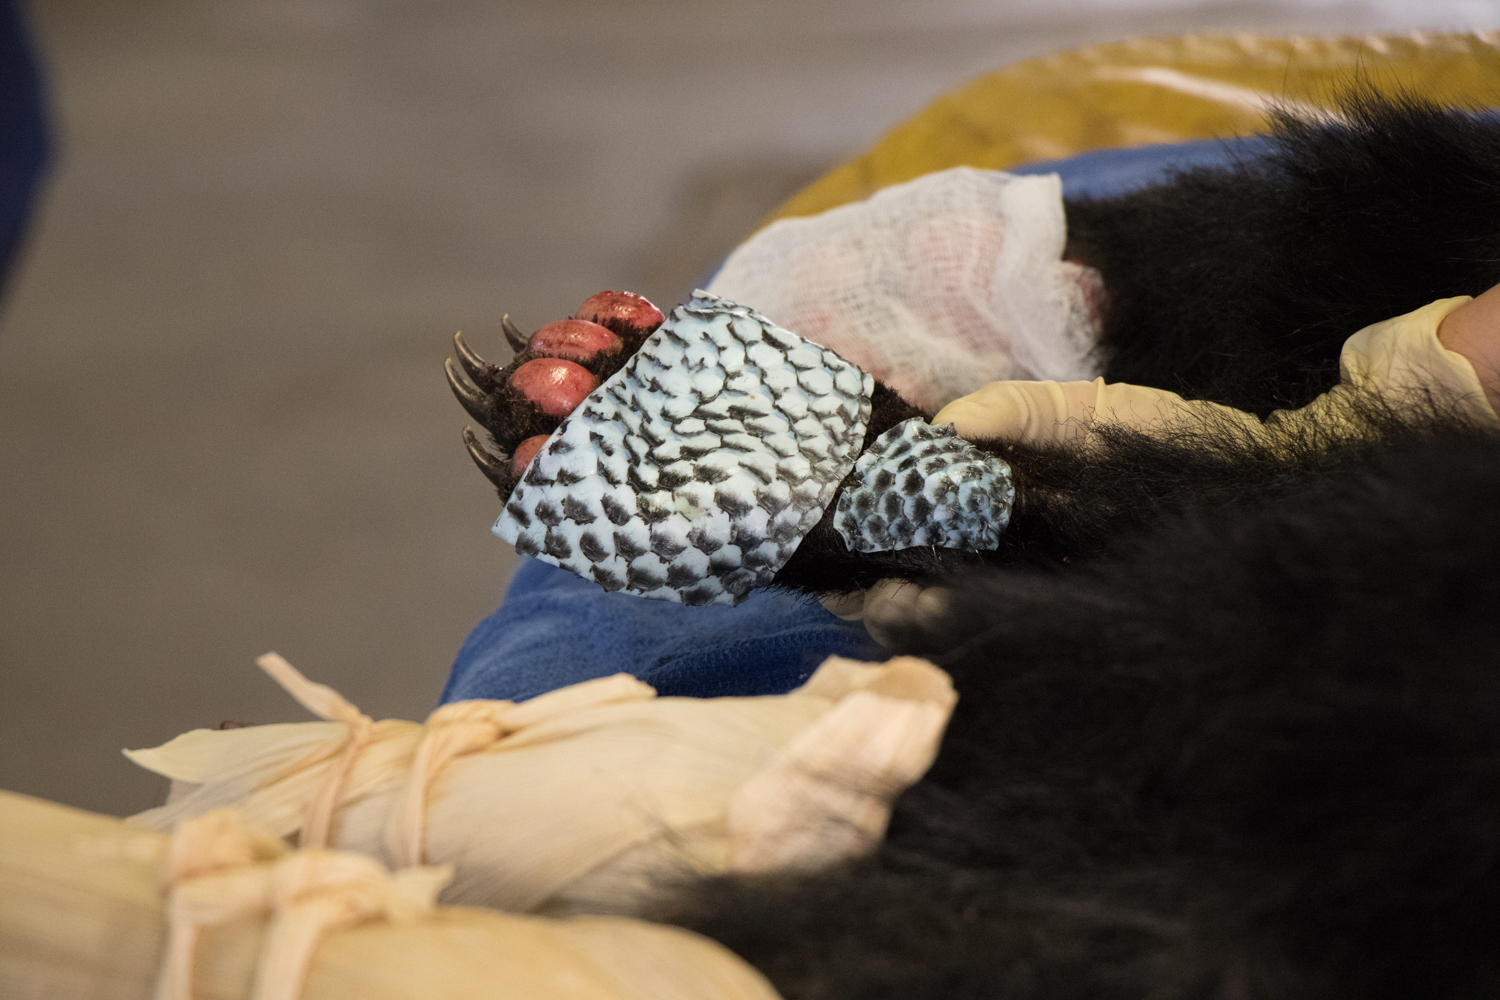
[835,418,1014,553]
[494,292,874,605]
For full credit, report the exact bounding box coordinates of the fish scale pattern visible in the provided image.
[835,418,1014,553]
[493,292,874,605]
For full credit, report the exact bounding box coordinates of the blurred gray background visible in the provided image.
[3,0,1498,817]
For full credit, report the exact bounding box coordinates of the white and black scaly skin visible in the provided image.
[835,418,1014,553]
[450,93,1500,996]
[494,293,874,605]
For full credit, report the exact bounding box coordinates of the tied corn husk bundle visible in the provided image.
[127,654,956,915]
[0,788,780,1000]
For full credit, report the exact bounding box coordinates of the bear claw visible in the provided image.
[447,291,666,499]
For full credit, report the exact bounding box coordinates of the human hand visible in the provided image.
[1437,282,1500,415]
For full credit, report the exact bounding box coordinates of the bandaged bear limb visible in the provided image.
[449,288,1500,608]
[448,290,1021,603]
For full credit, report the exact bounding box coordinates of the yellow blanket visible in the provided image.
[773,32,1500,222]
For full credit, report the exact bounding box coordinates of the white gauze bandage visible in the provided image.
[707,167,1104,412]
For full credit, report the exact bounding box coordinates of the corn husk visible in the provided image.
[0,789,780,1000]
[127,655,955,915]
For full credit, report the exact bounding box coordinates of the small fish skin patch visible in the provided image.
[835,418,1014,553]
[493,291,874,605]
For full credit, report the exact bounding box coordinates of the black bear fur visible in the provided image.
[1072,90,1500,416]
[658,92,1500,998]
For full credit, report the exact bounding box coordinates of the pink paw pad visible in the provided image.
[511,434,551,477]
[573,290,664,330]
[527,319,622,361]
[510,358,599,417]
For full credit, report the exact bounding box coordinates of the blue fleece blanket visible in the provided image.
[441,135,1267,704]
[0,0,49,291]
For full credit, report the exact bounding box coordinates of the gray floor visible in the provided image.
[3,0,1496,817]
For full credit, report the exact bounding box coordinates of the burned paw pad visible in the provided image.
[494,291,874,605]
[835,418,1014,553]
[448,290,666,495]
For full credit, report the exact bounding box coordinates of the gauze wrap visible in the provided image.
[126,654,957,917]
[707,167,1103,412]
[0,791,783,1000]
